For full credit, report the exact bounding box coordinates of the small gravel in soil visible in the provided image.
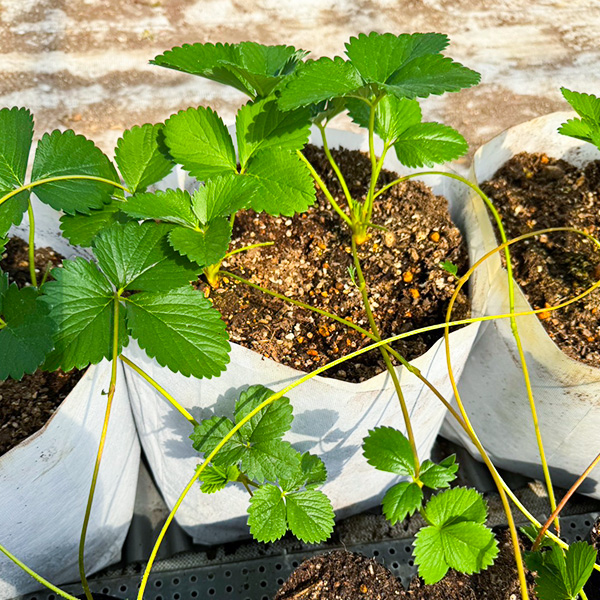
[482,152,600,367]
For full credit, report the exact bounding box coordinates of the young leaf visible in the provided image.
[440,260,458,277]
[32,130,120,214]
[393,122,468,167]
[243,149,316,216]
[382,481,424,525]
[125,286,230,378]
[0,285,55,380]
[0,107,33,235]
[199,464,240,494]
[419,455,458,490]
[247,484,287,542]
[286,489,335,543]
[168,218,232,267]
[234,384,293,443]
[41,258,127,372]
[362,426,416,477]
[115,123,174,194]
[59,204,129,247]
[241,439,301,484]
[414,487,498,584]
[300,452,328,489]
[236,98,311,168]
[191,175,256,224]
[277,56,363,111]
[120,189,197,228]
[93,222,200,292]
[189,415,245,467]
[164,107,237,179]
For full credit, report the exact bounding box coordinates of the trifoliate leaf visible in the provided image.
[191,175,256,224]
[362,426,416,477]
[152,42,306,99]
[199,464,240,494]
[125,286,230,378]
[393,122,468,167]
[0,285,55,380]
[31,130,120,214]
[93,222,200,292]
[115,123,174,194]
[242,439,301,484]
[277,56,364,111]
[168,219,232,267]
[234,384,293,443]
[247,484,287,542]
[189,415,245,467]
[59,203,129,247]
[0,107,33,235]
[244,149,315,216]
[423,487,488,526]
[561,88,600,122]
[344,32,450,85]
[163,107,237,179]
[236,98,311,168]
[120,189,197,228]
[286,489,335,543]
[419,455,458,490]
[382,54,480,100]
[41,258,127,372]
[382,481,424,525]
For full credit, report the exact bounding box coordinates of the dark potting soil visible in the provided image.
[274,530,536,600]
[203,145,470,382]
[481,153,600,367]
[0,237,84,456]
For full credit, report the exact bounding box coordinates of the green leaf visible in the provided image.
[440,260,458,277]
[0,191,29,238]
[344,32,449,85]
[191,175,256,224]
[163,107,237,179]
[0,237,5,254]
[115,123,174,194]
[558,118,598,144]
[383,54,480,100]
[59,203,129,247]
[277,56,363,111]
[300,453,328,489]
[0,269,8,308]
[236,98,311,168]
[382,481,424,525]
[120,189,197,228]
[168,219,231,267]
[362,426,416,477]
[199,464,240,494]
[0,285,55,380]
[31,130,120,214]
[247,484,287,542]
[234,384,293,443]
[189,415,245,466]
[286,489,335,543]
[561,88,600,122]
[419,455,458,490]
[152,42,306,98]
[244,149,315,216]
[93,222,200,292]
[393,122,468,167]
[423,487,488,526]
[565,542,597,598]
[242,439,301,484]
[126,286,230,378]
[41,258,127,371]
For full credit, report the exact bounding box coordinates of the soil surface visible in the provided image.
[203,145,470,382]
[0,237,83,456]
[481,152,600,367]
[274,530,536,600]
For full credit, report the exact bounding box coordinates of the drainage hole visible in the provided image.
[405,546,412,554]
[225,570,232,578]
[191,591,198,598]
[372,550,379,557]
[275,563,282,570]
[259,565,266,573]
[155,595,163,600]
[155,580,162,588]
[226,585,233,593]
[172,578,180,585]
[173,594,180,600]
[208,573,215,581]
[392,562,399,569]
[292,561,299,568]
[190,575,197,583]
[408,559,414,567]
[48,595,56,600]
[262,596,269,600]
[388,547,396,555]
[102,589,110,595]
[242,568,249,575]
[260,580,267,588]
[243,583,250,590]
[277,578,284,585]
[208,588,216,596]
[120,585,128,593]
[585,520,591,527]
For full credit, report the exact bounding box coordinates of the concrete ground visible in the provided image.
[1,0,599,160]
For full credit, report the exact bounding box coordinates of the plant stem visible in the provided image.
[27,201,37,287]
[119,354,199,427]
[224,241,274,260]
[296,149,352,228]
[532,451,600,551]
[317,123,354,209]
[580,589,590,600]
[78,296,120,600]
[351,237,420,475]
[0,544,80,600]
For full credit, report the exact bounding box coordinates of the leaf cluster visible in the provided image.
[190,385,334,543]
[559,88,600,150]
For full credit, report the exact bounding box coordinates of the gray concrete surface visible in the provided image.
[1,0,599,159]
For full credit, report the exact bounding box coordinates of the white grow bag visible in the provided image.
[0,209,140,597]
[124,129,480,544]
[441,112,600,498]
